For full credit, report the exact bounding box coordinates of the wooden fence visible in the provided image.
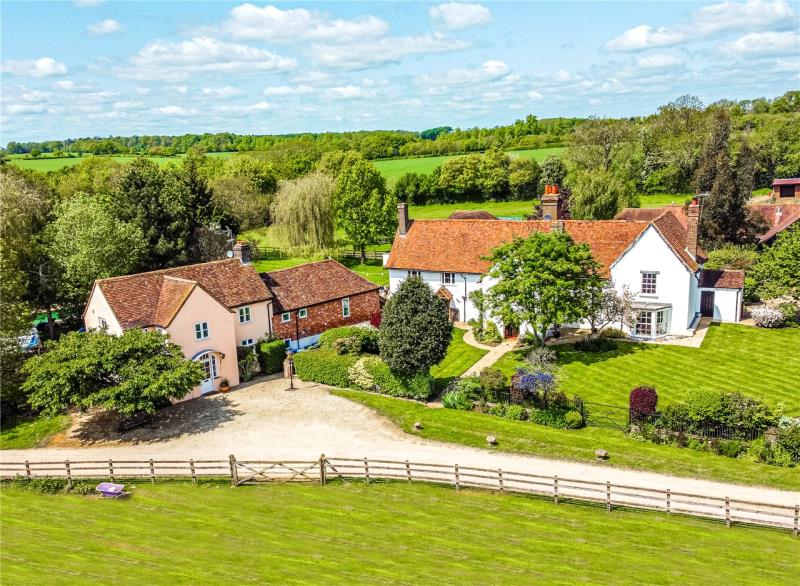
[2,456,797,534]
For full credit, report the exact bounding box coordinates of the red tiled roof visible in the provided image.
[448,210,498,220]
[749,204,800,243]
[95,259,271,329]
[699,269,745,289]
[385,219,650,278]
[261,259,379,313]
[615,205,688,228]
[772,178,800,186]
[651,210,705,272]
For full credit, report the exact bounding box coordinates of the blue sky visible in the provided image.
[1,1,798,143]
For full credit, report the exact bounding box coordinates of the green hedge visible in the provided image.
[356,356,434,400]
[293,348,358,388]
[257,339,286,375]
[319,326,379,354]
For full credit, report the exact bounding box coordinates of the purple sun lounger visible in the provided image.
[95,482,128,498]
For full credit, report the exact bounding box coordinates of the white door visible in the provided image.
[199,353,217,394]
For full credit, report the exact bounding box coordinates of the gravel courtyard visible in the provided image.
[2,377,797,507]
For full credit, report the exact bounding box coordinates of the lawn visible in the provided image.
[6,151,233,172]
[430,328,489,390]
[0,414,71,450]
[373,146,566,186]
[494,324,800,413]
[333,390,800,491]
[2,482,796,584]
[639,193,692,207]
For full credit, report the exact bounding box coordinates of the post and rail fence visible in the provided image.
[1,456,797,534]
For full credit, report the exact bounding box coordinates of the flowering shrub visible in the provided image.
[441,376,483,410]
[629,386,658,420]
[510,368,557,404]
[751,306,785,328]
[347,357,375,390]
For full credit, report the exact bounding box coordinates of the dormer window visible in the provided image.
[641,272,657,295]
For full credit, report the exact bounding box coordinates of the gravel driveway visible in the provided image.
[1,377,797,508]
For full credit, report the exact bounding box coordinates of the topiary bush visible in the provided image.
[629,386,658,421]
[751,306,785,328]
[257,339,286,374]
[293,348,358,388]
[564,410,584,429]
[475,321,502,344]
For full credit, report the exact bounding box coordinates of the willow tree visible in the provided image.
[271,171,335,251]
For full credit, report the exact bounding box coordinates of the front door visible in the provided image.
[199,353,217,394]
[700,291,715,318]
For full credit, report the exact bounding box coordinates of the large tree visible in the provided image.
[335,155,396,262]
[271,171,336,250]
[379,277,453,375]
[486,232,603,345]
[567,117,634,173]
[46,193,146,306]
[568,169,639,219]
[750,227,800,300]
[22,329,204,417]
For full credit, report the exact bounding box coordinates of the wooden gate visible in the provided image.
[230,456,320,486]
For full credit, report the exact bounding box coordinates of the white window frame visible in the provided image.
[284,338,292,348]
[281,312,291,323]
[195,321,210,341]
[408,270,421,279]
[240,338,254,347]
[641,272,658,295]
[441,272,455,285]
[98,317,108,331]
[298,307,308,319]
[342,297,351,318]
[238,306,251,324]
[635,311,652,337]
[656,309,668,336]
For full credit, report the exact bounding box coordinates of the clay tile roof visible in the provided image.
[448,210,498,220]
[699,269,745,289]
[772,178,800,186]
[615,205,687,228]
[96,259,271,329]
[385,219,650,278]
[651,210,704,272]
[261,259,379,313]
[757,206,800,243]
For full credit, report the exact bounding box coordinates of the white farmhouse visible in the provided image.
[385,190,744,340]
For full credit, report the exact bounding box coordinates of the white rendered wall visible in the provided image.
[700,288,741,322]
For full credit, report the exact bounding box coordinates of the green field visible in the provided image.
[639,193,692,207]
[0,414,71,450]
[373,147,566,185]
[494,323,800,413]
[6,151,233,172]
[1,481,796,584]
[430,328,489,390]
[335,390,799,490]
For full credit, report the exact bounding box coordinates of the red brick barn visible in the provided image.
[261,260,381,351]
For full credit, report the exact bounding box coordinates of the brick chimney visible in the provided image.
[541,185,564,221]
[687,197,700,260]
[398,202,410,235]
[232,240,252,264]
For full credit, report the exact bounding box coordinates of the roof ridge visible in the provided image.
[96,258,239,283]
[262,258,338,275]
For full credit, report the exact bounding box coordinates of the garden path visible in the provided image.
[459,325,518,376]
[2,378,796,510]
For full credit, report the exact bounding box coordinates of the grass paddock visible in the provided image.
[1,481,796,584]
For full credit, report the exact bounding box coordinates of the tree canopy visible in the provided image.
[22,329,204,417]
[486,232,603,345]
[379,277,453,376]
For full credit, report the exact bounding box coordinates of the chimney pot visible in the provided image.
[687,198,700,260]
[232,240,252,265]
[541,189,564,221]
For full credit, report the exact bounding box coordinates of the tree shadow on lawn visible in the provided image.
[552,340,653,367]
[70,394,243,445]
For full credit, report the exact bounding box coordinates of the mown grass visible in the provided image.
[0,414,71,450]
[373,147,566,185]
[639,193,692,207]
[494,323,800,413]
[7,151,233,172]
[2,481,796,584]
[333,390,800,491]
[430,328,489,390]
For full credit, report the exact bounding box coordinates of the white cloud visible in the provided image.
[202,86,244,98]
[290,70,335,85]
[112,100,144,110]
[606,0,796,51]
[1,57,67,77]
[721,31,799,55]
[263,84,314,96]
[311,33,468,69]
[418,59,508,86]
[223,3,387,43]
[5,104,48,115]
[53,80,91,91]
[213,101,272,115]
[324,85,376,99]
[134,86,151,95]
[527,90,543,100]
[74,0,104,7]
[19,90,51,102]
[481,91,504,102]
[87,19,122,35]
[635,53,684,69]
[429,3,491,30]
[150,106,196,116]
[117,37,296,81]
[172,86,189,94]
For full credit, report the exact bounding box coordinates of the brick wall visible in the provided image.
[271,290,381,342]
